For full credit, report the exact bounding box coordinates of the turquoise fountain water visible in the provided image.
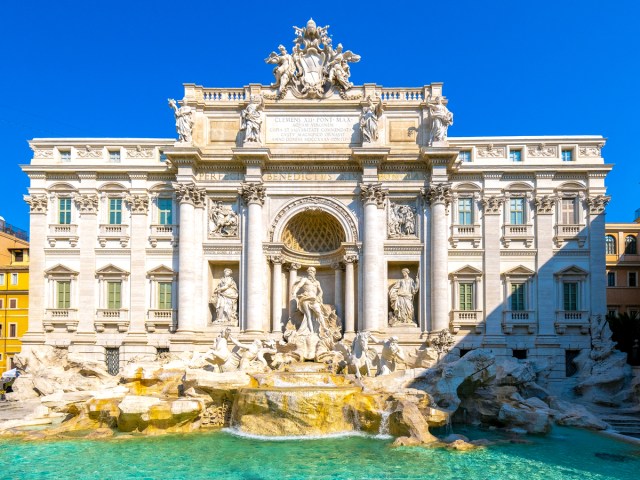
[0,426,638,479]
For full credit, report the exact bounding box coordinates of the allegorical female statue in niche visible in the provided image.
[388,268,419,326]
[210,269,239,324]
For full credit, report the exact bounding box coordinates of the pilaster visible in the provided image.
[481,191,504,336]
[270,255,284,333]
[587,194,610,318]
[534,182,558,337]
[343,254,357,334]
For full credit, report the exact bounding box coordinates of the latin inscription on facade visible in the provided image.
[263,172,360,182]
[266,116,359,144]
[197,172,244,181]
[378,172,428,181]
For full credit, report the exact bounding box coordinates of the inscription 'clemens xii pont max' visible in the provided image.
[266,116,359,144]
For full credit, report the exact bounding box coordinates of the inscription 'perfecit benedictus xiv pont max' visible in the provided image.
[21,17,611,397]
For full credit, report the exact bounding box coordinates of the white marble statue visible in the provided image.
[348,331,379,378]
[203,328,276,372]
[360,96,382,144]
[388,203,416,237]
[377,336,406,376]
[326,43,360,91]
[290,267,327,335]
[168,98,194,143]
[241,99,263,144]
[203,328,237,372]
[427,97,454,145]
[209,201,238,237]
[388,269,419,326]
[265,45,296,95]
[210,269,239,324]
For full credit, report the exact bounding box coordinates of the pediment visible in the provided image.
[502,265,535,277]
[44,264,79,276]
[96,264,129,276]
[147,265,176,276]
[450,265,483,277]
[554,265,588,277]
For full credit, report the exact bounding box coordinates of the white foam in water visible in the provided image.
[222,427,375,442]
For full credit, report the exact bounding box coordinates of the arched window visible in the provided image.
[605,235,617,255]
[626,235,638,255]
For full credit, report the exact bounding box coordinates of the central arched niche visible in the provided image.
[282,210,346,254]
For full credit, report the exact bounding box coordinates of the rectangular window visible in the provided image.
[158,282,172,310]
[107,281,121,310]
[0,273,4,285]
[513,349,527,360]
[563,282,578,311]
[0,299,4,309]
[14,250,24,263]
[459,283,474,311]
[10,273,18,285]
[509,150,522,162]
[629,272,638,288]
[608,308,618,318]
[459,150,471,163]
[59,198,72,224]
[511,283,526,311]
[60,150,71,162]
[458,198,473,225]
[109,198,122,225]
[510,198,525,225]
[561,198,577,224]
[159,152,167,162]
[607,272,616,287]
[561,149,573,162]
[108,150,121,163]
[158,198,173,225]
[9,298,17,309]
[565,350,580,377]
[57,281,71,308]
[9,323,17,338]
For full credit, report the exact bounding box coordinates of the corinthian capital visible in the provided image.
[24,194,48,213]
[480,195,504,214]
[73,193,99,214]
[534,195,556,215]
[360,182,387,208]
[422,183,452,206]
[586,194,611,215]
[175,183,206,207]
[239,182,266,206]
[124,194,150,214]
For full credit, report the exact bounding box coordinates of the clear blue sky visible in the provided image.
[1,0,638,230]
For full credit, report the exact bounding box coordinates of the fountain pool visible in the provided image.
[0,426,637,479]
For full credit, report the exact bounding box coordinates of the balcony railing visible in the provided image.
[146,309,177,332]
[554,223,586,247]
[502,311,536,334]
[149,224,178,247]
[450,224,482,248]
[95,309,129,332]
[44,308,78,332]
[555,310,590,334]
[502,224,534,247]
[47,224,79,247]
[98,224,129,247]
[450,310,484,333]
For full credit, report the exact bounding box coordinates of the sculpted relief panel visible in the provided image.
[209,200,239,238]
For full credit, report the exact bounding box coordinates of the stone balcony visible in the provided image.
[44,308,78,332]
[149,224,178,248]
[47,224,79,247]
[98,224,130,247]
[95,309,129,332]
[502,224,534,248]
[554,224,586,247]
[450,310,484,333]
[146,309,177,332]
[450,224,482,248]
[555,310,590,334]
[502,311,536,334]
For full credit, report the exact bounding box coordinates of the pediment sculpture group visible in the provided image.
[203,265,421,377]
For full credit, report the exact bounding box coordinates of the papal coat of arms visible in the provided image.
[265,18,361,99]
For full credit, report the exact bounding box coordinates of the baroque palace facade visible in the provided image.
[22,21,611,386]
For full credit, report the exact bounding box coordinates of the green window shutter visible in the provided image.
[57,281,71,308]
[108,282,121,309]
[158,282,172,309]
[511,284,525,311]
[563,283,577,311]
[459,283,473,311]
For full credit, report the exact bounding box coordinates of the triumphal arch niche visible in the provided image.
[25,17,610,383]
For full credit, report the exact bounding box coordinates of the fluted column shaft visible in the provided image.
[241,183,266,333]
[177,199,195,333]
[23,196,48,344]
[127,195,149,334]
[344,256,357,333]
[271,256,284,332]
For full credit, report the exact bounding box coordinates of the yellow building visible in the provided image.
[605,222,640,318]
[0,219,29,373]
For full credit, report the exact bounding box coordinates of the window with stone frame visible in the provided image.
[59,197,72,225]
[458,198,473,225]
[459,283,474,311]
[10,273,18,285]
[561,149,574,162]
[107,281,122,310]
[509,198,526,225]
[96,264,129,312]
[510,283,526,311]
[158,282,172,310]
[458,150,471,162]
[555,265,588,315]
[44,264,78,312]
[509,149,522,162]
[605,235,617,255]
[625,235,637,255]
[157,197,173,225]
[607,271,616,287]
[9,323,17,337]
[8,298,17,309]
[109,198,123,225]
[563,282,579,311]
[561,198,578,225]
[0,273,4,285]
[57,280,71,308]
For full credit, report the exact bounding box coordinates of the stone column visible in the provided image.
[534,194,557,335]
[22,194,48,346]
[124,193,149,336]
[424,183,452,332]
[587,195,610,318]
[343,255,357,333]
[481,195,504,336]
[332,261,344,320]
[175,183,204,334]
[240,182,266,333]
[270,255,284,333]
[193,195,207,333]
[360,183,387,332]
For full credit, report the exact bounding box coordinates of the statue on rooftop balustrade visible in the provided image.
[426,96,454,145]
[168,98,194,143]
